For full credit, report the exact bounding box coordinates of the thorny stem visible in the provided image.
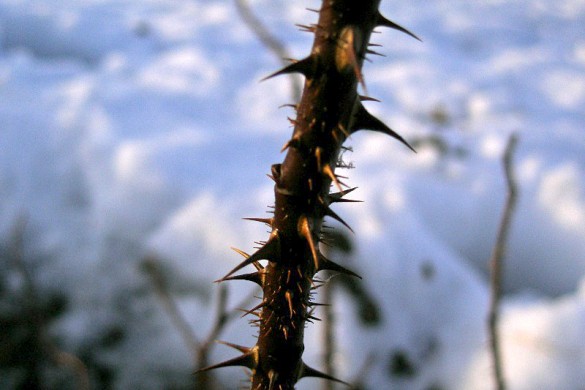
[488,134,519,390]
[202,1,418,388]
[253,2,382,388]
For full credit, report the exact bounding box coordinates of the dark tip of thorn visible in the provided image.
[220,235,280,281]
[217,271,262,286]
[324,206,354,233]
[377,13,422,42]
[243,217,273,226]
[195,349,257,373]
[352,104,416,153]
[317,254,362,279]
[215,340,251,354]
[359,95,381,103]
[261,56,315,82]
[299,362,351,386]
[329,187,359,202]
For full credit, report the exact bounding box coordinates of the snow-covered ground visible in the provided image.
[1,0,584,389]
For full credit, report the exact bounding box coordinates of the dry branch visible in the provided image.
[488,133,519,390]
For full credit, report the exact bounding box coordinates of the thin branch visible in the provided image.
[321,271,336,390]
[234,0,302,101]
[143,256,256,387]
[488,133,519,390]
[142,257,200,359]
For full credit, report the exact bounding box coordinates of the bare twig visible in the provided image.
[143,256,255,387]
[321,271,336,390]
[142,257,200,359]
[234,0,302,101]
[488,134,519,390]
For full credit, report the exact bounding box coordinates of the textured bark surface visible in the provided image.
[201,1,417,388]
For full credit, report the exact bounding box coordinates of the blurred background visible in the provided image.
[1,0,584,389]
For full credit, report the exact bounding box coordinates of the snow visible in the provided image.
[1,0,584,389]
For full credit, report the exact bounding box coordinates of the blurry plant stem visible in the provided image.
[321,271,335,390]
[144,257,254,388]
[488,133,519,390]
[234,0,302,101]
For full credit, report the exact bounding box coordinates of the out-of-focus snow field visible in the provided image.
[1,0,584,388]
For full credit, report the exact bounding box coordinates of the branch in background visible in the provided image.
[142,256,255,388]
[488,133,519,390]
[234,0,302,101]
[142,257,201,357]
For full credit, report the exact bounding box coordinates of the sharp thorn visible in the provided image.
[281,134,302,152]
[216,271,263,286]
[322,164,345,192]
[219,231,280,281]
[285,290,295,318]
[261,56,315,81]
[317,254,362,279]
[215,340,251,354]
[243,217,273,226]
[196,348,257,373]
[377,13,422,42]
[366,49,386,57]
[343,29,367,93]
[359,95,381,102]
[329,187,358,202]
[298,362,351,386]
[324,206,354,233]
[352,104,416,152]
[309,302,331,307]
[240,301,267,318]
[298,215,319,270]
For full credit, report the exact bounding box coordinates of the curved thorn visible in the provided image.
[261,56,315,81]
[324,206,354,233]
[317,254,362,279]
[366,49,386,57]
[329,187,358,202]
[196,348,257,373]
[215,340,251,354]
[322,164,345,192]
[240,300,267,318]
[298,362,351,386]
[377,13,422,42]
[359,95,381,102]
[219,231,280,281]
[243,217,273,226]
[216,271,263,286]
[352,104,416,153]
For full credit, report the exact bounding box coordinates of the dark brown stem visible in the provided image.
[201,1,418,388]
[488,134,519,390]
[252,3,382,388]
